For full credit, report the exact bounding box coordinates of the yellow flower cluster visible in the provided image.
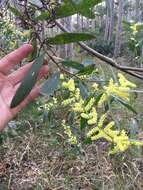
[98,73,136,107]
[81,106,98,125]
[62,121,77,145]
[62,78,98,125]
[87,114,143,154]
[62,79,75,92]
[62,78,85,112]
[60,75,143,154]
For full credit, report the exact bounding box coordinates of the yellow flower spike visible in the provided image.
[62,79,75,91]
[68,79,75,92]
[75,88,80,100]
[68,136,77,144]
[87,107,98,125]
[130,141,143,146]
[104,121,115,132]
[98,93,108,107]
[107,130,120,139]
[87,118,97,125]
[72,102,84,112]
[118,73,137,88]
[112,130,130,152]
[62,97,75,106]
[113,88,130,101]
[91,130,112,142]
[87,127,99,138]
[85,97,95,112]
[60,73,64,80]
[97,114,106,128]
[62,81,68,88]
[81,113,91,119]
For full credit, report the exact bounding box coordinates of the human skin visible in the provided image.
[0,44,48,131]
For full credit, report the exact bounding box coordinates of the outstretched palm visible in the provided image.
[0,44,48,131]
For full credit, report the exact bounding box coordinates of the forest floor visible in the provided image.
[0,58,143,190]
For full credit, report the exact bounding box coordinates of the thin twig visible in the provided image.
[55,20,143,80]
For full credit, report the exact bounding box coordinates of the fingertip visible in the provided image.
[21,43,33,53]
[38,65,49,79]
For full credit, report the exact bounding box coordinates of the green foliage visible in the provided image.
[77,64,96,75]
[90,40,114,56]
[61,60,84,70]
[123,21,143,63]
[47,33,95,45]
[11,54,44,108]
[0,19,26,56]
[36,0,102,20]
[40,73,60,96]
[39,71,143,154]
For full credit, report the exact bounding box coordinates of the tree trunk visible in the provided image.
[114,0,124,57]
[104,0,110,41]
[108,0,114,44]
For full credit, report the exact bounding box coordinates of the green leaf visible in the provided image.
[35,0,102,20]
[80,117,87,130]
[11,54,44,108]
[55,0,102,19]
[78,81,89,99]
[113,96,137,114]
[83,137,92,144]
[74,0,102,18]
[61,60,84,70]
[9,6,22,17]
[47,33,95,45]
[129,118,139,139]
[40,73,60,96]
[77,64,96,75]
[95,93,103,105]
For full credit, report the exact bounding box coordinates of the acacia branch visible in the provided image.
[55,20,143,80]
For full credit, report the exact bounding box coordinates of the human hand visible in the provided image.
[0,44,48,131]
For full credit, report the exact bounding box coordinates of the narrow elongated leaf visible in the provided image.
[80,117,87,130]
[78,81,89,99]
[113,96,137,114]
[40,73,60,96]
[77,64,96,75]
[129,118,139,139]
[11,54,44,108]
[61,60,84,70]
[47,33,95,45]
[95,93,103,105]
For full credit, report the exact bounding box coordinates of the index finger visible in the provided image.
[0,44,33,74]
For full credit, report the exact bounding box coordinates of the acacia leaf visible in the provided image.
[47,33,95,45]
[40,73,60,96]
[11,54,44,108]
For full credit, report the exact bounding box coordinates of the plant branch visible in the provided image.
[55,20,143,80]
